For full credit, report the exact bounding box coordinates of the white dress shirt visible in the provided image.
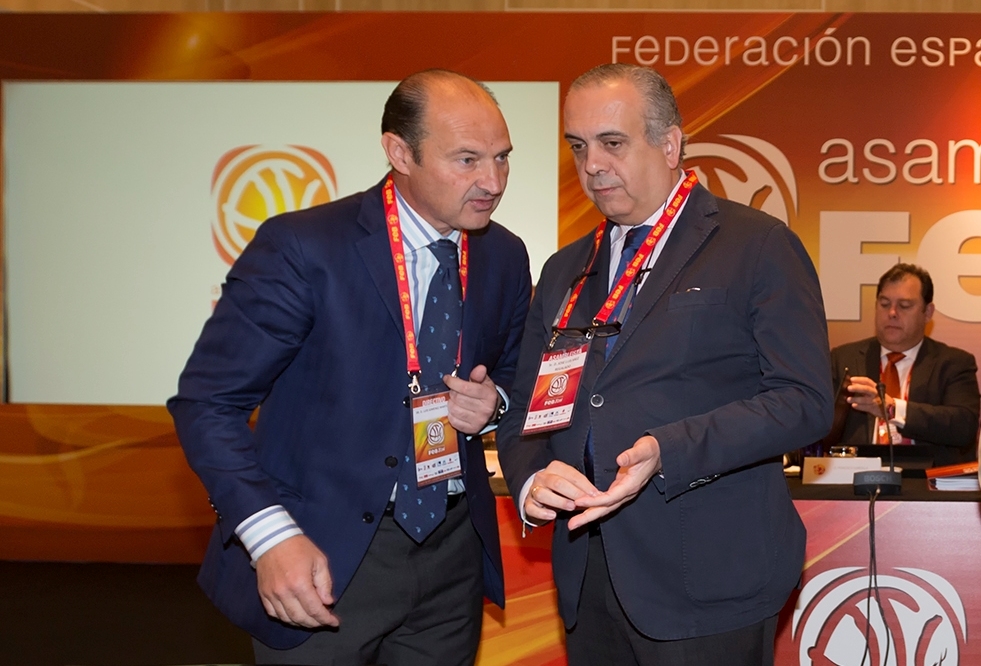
[876,339,923,444]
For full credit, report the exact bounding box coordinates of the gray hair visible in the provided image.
[569,63,687,159]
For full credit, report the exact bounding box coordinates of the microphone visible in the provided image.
[875,381,897,474]
[853,381,902,496]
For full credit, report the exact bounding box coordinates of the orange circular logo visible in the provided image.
[211,145,337,265]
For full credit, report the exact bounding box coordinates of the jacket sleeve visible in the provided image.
[496,254,561,505]
[902,350,980,449]
[651,223,835,501]
[167,219,314,543]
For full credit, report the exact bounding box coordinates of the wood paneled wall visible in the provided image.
[0,0,978,13]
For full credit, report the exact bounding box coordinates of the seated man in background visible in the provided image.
[831,263,980,466]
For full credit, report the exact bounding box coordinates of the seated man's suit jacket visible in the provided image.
[498,183,834,641]
[830,336,980,466]
[168,179,531,649]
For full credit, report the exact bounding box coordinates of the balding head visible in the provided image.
[380,69,512,236]
[382,69,498,164]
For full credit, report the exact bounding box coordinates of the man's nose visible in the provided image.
[478,162,505,196]
[582,145,607,176]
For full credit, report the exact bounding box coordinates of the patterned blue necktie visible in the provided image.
[585,226,648,482]
[394,239,462,543]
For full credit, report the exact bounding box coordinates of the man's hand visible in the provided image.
[569,435,662,531]
[524,461,599,525]
[255,534,339,628]
[444,365,500,435]
[846,375,895,416]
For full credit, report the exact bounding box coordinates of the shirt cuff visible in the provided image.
[235,505,304,565]
[478,386,510,436]
[517,474,539,526]
[892,398,908,428]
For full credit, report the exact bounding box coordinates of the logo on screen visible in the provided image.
[792,566,966,666]
[686,135,797,225]
[211,145,337,265]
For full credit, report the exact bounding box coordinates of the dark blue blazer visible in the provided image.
[168,179,531,649]
[498,184,833,640]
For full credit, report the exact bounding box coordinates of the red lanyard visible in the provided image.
[555,170,698,329]
[383,174,468,394]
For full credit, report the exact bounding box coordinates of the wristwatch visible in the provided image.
[488,394,507,426]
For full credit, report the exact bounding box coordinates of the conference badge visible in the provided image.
[411,391,462,487]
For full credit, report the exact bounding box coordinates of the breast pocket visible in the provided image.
[667,287,727,309]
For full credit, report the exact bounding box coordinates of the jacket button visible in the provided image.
[590,394,604,408]
[385,456,398,468]
[362,512,375,524]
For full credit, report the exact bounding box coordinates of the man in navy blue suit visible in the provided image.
[169,70,531,665]
[497,63,832,665]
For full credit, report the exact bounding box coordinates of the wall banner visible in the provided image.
[0,15,979,664]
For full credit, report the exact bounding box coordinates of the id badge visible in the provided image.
[521,338,590,435]
[411,391,462,487]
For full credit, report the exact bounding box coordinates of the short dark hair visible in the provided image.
[569,63,687,159]
[381,69,496,164]
[877,263,934,305]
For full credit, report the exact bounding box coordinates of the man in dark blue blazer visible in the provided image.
[169,70,531,665]
[497,64,833,665]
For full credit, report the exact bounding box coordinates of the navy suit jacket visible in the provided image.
[830,336,980,466]
[168,179,531,649]
[497,184,833,640]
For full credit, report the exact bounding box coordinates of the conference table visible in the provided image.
[479,473,981,666]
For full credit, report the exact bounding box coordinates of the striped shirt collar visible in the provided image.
[394,185,462,252]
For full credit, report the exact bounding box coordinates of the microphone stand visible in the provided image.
[853,381,902,496]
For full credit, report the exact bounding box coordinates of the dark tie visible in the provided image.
[878,351,905,445]
[586,226,648,482]
[394,239,462,542]
[605,226,648,358]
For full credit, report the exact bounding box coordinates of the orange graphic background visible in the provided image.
[1,12,980,665]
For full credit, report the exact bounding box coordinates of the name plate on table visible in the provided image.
[802,456,882,484]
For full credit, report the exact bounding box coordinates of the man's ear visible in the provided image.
[381,132,413,176]
[924,302,935,322]
[660,126,684,170]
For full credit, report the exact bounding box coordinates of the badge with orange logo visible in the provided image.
[411,392,461,486]
[211,145,337,265]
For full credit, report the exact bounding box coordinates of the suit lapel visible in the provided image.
[355,182,404,342]
[605,184,718,361]
[460,232,492,374]
[580,227,614,371]
[908,337,937,403]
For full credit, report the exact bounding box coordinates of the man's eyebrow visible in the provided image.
[596,130,629,140]
[563,130,630,142]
